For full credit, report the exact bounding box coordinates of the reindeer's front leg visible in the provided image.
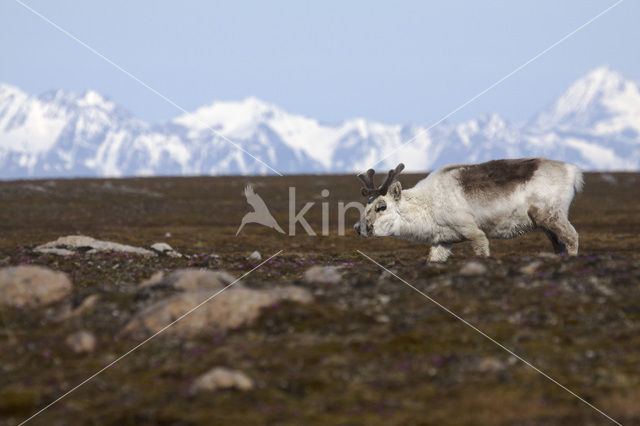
[428,244,452,263]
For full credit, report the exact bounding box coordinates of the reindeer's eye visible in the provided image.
[375,201,387,212]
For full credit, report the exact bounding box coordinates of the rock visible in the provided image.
[35,235,156,257]
[588,276,615,297]
[120,285,311,338]
[537,252,557,259]
[0,266,72,308]
[304,266,342,284]
[65,330,96,353]
[375,314,390,323]
[35,248,75,256]
[247,251,262,261]
[139,271,165,288]
[190,367,254,394]
[377,294,391,305]
[269,286,313,303]
[477,356,506,373]
[458,261,487,276]
[150,242,181,258]
[520,260,543,275]
[139,269,238,291]
[57,294,100,321]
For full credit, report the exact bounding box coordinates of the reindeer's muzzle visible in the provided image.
[354,221,372,237]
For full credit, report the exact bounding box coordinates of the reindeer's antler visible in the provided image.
[357,163,405,199]
[357,169,376,197]
[378,163,405,195]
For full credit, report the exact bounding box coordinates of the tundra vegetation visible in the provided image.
[0,173,639,425]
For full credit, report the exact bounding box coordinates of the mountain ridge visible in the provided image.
[1,67,639,178]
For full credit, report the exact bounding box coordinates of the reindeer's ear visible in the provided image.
[389,181,402,200]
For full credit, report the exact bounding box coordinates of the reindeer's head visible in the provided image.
[354,163,404,238]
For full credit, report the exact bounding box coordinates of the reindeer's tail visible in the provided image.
[571,166,584,194]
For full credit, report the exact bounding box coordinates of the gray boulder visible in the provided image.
[139,269,238,291]
[190,367,254,394]
[35,235,155,257]
[121,284,311,338]
[303,266,342,284]
[0,266,72,308]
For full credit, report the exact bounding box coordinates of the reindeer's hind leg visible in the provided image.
[429,244,452,263]
[529,207,579,255]
[545,218,578,255]
[542,229,566,254]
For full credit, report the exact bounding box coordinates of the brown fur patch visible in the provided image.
[455,158,540,197]
[441,164,464,173]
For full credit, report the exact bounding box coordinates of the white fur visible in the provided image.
[356,159,583,262]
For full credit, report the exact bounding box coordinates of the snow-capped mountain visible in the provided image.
[1,66,639,179]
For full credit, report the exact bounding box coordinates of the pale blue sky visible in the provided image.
[1,0,636,125]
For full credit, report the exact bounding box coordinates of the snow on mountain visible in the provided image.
[534,66,640,136]
[0,83,70,153]
[173,97,406,170]
[1,67,640,179]
[527,66,640,170]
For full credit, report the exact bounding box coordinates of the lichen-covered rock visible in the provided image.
[304,265,342,284]
[476,356,506,373]
[520,260,543,275]
[247,251,262,261]
[190,367,254,394]
[458,261,488,276]
[139,269,238,291]
[0,266,72,308]
[34,247,75,256]
[150,242,182,258]
[35,235,155,257]
[268,286,313,303]
[65,330,97,353]
[120,285,311,338]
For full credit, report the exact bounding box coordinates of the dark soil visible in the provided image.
[1,172,639,425]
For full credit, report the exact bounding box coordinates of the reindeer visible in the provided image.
[354,159,583,262]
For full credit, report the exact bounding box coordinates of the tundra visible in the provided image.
[354,158,583,262]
